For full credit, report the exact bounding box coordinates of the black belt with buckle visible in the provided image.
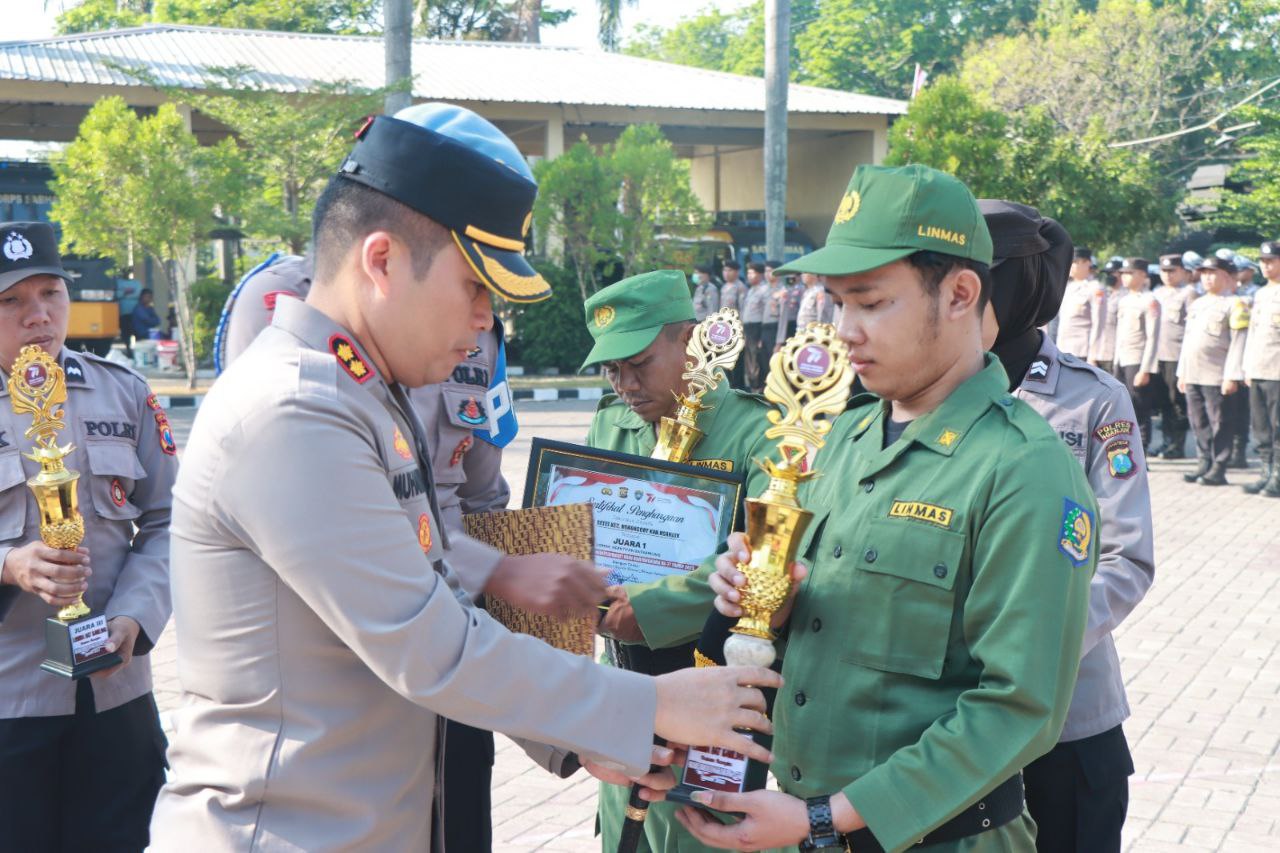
[842,773,1024,851]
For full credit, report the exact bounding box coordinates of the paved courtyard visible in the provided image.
[157,401,1280,852]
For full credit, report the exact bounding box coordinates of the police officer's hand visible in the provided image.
[709,532,808,630]
[1134,371,1151,388]
[582,742,686,802]
[599,585,645,644]
[485,554,608,617]
[1222,379,1239,395]
[674,789,810,849]
[91,616,141,680]
[0,542,91,608]
[653,665,781,763]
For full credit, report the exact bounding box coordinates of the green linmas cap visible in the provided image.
[580,269,695,371]
[776,164,994,276]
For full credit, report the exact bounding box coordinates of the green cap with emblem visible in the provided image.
[776,164,993,276]
[580,269,695,370]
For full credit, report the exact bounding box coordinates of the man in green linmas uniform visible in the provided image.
[585,269,777,853]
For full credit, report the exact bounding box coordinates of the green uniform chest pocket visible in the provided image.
[841,518,964,680]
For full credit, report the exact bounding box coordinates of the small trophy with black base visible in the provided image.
[667,323,853,808]
[9,345,121,679]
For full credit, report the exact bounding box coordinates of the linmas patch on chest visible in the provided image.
[888,500,954,528]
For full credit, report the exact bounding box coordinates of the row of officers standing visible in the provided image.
[1040,246,1279,493]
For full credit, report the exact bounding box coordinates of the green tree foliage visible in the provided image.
[416,1,573,40]
[887,79,1176,250]
[177,75,385,254]
[1212,106,1280,237]
[534,125,708,299]
[50,98,243,386]
[57,0,380,34]
[506,263,595,372]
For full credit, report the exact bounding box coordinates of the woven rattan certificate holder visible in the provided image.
[463,503,596,656]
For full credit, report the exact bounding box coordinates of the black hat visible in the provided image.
[1120,257,1150,272]
[1260,241,1280,259]
[978,199,1072,344]
[0,222,72,294]
[1159,254,1187,270]
[722,259,741,270]
[694,263,715,275]
[1197,255,1237,274]
[748,262,766,274]
[1103,257,1123,273]
[338,104,549,303]
[1073,247,1094,261]
[764,259,782,269]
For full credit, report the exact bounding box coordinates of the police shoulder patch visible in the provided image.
[417,513,433,553]
[1058,498,1094,567]
[329,334,373,384]
[145,393,177,456]
[1106,438,1137,479]
[1094,419,1133,442]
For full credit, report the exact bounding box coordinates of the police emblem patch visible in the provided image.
[457,397,486,425]
[145,394,177,455]
[417,513,433,553]
[393,427,412,460]
[110,478,127,507]
[2,231,33,261]
[1106,439,1136,479]
[1058,498,1094,567]
[328,334,373,384]
[594,305,616,329]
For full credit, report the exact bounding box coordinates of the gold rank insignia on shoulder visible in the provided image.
[889,500,954,529]
[329,334,373,384]
[937,428,961,448]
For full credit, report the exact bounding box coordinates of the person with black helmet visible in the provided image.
[1177,255,1250,486]
[1114,258,1162,449]
[1154,253,1200,458]
[148,104,781,849]
[1241,240,1280,495]
[1090,257,1124,375]
[1056,247,1105,359]
[977,201,1153,853]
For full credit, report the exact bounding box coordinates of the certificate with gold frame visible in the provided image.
[523,438,744,586]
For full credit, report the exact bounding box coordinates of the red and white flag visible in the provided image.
[911,63,928,99]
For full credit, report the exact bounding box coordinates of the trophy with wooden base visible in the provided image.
[667,322,853,807]
[616,308,746,853]
[9,345,121,679]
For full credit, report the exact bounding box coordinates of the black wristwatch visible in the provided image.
[800,795,845,850]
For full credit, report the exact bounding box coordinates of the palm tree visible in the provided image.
[596,0,637,52]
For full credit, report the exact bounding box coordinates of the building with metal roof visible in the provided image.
[0,23,904,247]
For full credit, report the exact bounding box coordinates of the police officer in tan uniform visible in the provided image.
[1178,255,1249,486]
[741,262,769,391]
[1154,253,1199,458]
[1115,258,1162,449]
[719,260,748,388]
[150,104,779,852]
[0,221,176,851]
[1242,240,1280,496]
[214,253,547,849]
[692,264,720,322]
[1090,258,1124,375]
[795,272,834,328]
[1057,247,1105,359]
[979,201,1153,853]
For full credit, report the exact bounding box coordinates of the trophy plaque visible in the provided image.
[651,308,745,463]
[8,345,121,679]
[668,322,853,806]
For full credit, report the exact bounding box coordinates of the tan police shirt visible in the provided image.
[1155,283,1197,364]
[692,280,720,322]
[1056,278,1105,359]
[218,254,312,366]
[150,297,657,852]
[1015,335,1154,741]
[1115,289,1161,372]
[742,281,770,323]
[796,283,835,329]
[1089,285,1122,364]
[0,351,175,717]
[719,280,746,316]
[1242,283,1280,382]
[1176,293,1249,386]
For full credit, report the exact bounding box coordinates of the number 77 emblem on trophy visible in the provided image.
[668,322,853,806]
[9,345,121,678]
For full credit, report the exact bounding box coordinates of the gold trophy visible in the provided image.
[651,308,745,463]
[8,345,121,678]
[666,322,852,808]
[724,322,853,666]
